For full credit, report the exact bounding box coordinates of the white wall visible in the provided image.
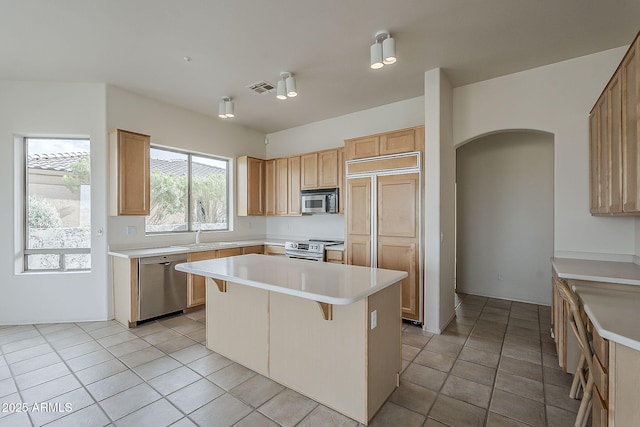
[453,46,636,262]
[1,81,108,324]
[265,96,425,239]
[424,69,456,333]
[457,131,554,305]
[106,86,267,250]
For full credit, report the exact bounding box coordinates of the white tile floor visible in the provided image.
[0,295,579,426]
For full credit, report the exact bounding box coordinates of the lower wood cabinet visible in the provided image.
[264,245,286,256]
[187,248,243,308]
[326,249,344,264]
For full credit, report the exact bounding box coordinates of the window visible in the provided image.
[24,138,91,272]
[146,146,229,233]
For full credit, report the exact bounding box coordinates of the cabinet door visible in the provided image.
[318,149,339,188]
[265,159,276,216]
[377,173,420,321]
[110,130,150,216]
[623,40,640,213]
[264,245,286,256]
[346,177,371,267]
[243,245,264,254]
[338,148,345,214]
[344,136,379,160]
[218,247,243,258]
[301,153,318,189]
[237,156,265,216]
[187,250,218,308]
[590,110,601,214]
[597,96,610,214]
[380,129,416,156]
[288,156,301,215]
[608,74,623,213]
[276,158,289,216]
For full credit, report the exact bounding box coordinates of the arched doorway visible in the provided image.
[456,130,554,305]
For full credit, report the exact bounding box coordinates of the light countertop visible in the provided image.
[175,254,407,305]
[572,284,640,352]
[551,257,640,286]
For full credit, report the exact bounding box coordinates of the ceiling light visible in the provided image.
[277,72,298,99]
[371,31,396,69]
[219,96,234,119]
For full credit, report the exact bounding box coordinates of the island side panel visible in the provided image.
[269,293,368,424]
[367,281,402,420]
[205,278,269,376]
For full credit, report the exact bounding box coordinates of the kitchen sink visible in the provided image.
[178,242,239,250]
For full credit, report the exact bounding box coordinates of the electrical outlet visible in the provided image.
[497,273,504,281]
[126,226,137,236]
[371,310,377,330]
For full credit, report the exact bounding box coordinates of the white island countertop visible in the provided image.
[175,254,407,305]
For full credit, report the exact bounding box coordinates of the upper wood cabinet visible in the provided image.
[237,156,265,216]
[265,159,276,216]
[345,126,425,161]
[301,149,339,190]
[301,152,319,189]
[108,129,150,216]
[590,31,639,215]
[288,156,301,215]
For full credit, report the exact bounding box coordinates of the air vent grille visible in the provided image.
[247,80,275,94]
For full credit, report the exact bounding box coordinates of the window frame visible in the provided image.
[23,136,92,273]
[146,144,231,235]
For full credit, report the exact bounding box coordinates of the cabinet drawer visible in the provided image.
[593,353,608,399]
[593,327,609,368]
[593,385,608,427]
[243,245,264,254]
[264,245,286,256]
[218,247,243,258]
[326,250,344,264]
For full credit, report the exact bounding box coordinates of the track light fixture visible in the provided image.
[218,96,234,119]
[370,31,396,69]
[276,72,297,100]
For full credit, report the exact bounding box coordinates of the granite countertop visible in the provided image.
[175,254,407,305]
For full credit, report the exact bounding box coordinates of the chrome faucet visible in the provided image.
[195,229,201,244]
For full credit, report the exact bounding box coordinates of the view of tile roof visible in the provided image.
[28,152,225,176]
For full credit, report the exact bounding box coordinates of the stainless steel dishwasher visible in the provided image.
[138,254,187,322]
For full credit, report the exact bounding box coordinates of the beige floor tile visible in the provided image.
[479,312,510,325]
[368,401,425,427]
[2,336,47,354]
[490,389,545,427]
[413,349,456,372]
[9,351,61,376]
[153,335,197,354]
[66,349,114,372]
[508,317,540,331]
[0,410,31,427]
[234,410,281,427]
[470,328,505,343]
[428,394,486,427]
[207,362,257,391]
[542,366,573,388]
[494,370,544,402]
[57,341,102,361]
[458,346,500,369]
[451,360,496,387]
[486,411,531,426]
[98,383,161,421]
[474,319,508,333]
[465,336,503,354]
[86,369,143,401]
[20,374,81,403]
[4,343,54,364]
[148,366,201,395]
[401,363,447,391]
[258,389,318,427]
[441,374,493,408]
[388,380,438,414]
[0,378,16,399]
[187,352,233,376]
[402,344,420,361]
[133,355,182,381]
[424,336,463,358]
[498,355,543,382]
[30,387,95,426]
[230,374,285,408]
[501,344,542,365]
[96,331,138,348]
[113,398,182,427]
[544,382,581,413]
[482,306,511,317]
[87,324,127,340]
[298,405,358,427]
[106,337,151,357]
[118,346,165,368]
[141,329,183,346]
[190,393,252,427]
[14,362,70,390]
[402,332,430,349]
[43,403,110,427]
[166,378,224,414]
[131,322,169,337]
[169,343,212,365]
[546,404,579,427]
[423,418,449,426]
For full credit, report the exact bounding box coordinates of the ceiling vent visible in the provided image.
[247,80,276,94]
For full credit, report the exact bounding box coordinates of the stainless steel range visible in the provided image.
[284,239,344,262]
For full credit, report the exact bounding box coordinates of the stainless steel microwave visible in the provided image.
[301,188,339,214]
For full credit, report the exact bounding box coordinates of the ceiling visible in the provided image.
[2,1,640,134]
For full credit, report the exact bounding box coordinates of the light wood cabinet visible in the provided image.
[187,247,243,308]
[265,159,276,216]
[237,156,265,216]
[288,156,301,215]
[301,149,339,190]
[345,126,424,161]
[243,245,264,254]
[276,158,289,216]
[325,249,344,264]
[112,257,139,328]
[108,129,150,216]
[301,153,318,189]
[346,177,372,267]
[590,32,640,215]
[264,244,286,256]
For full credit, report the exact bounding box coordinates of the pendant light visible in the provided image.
[218,96,234,119]
[370,31,396,69]
[277,72,298,100]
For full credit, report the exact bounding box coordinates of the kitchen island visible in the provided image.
[175,254,407,425]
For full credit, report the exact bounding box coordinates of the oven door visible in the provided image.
[301,194,327,214]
